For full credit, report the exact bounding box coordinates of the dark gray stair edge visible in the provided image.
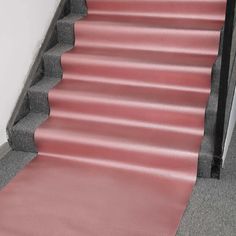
[31,12,86,112]
[30,14,84,114]
[6,0,85,146]
[28,14,84,120]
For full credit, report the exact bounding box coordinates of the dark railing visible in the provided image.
[212,0,236,178]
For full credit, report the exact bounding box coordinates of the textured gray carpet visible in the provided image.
[178,124,236,236]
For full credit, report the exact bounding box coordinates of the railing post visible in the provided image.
[212,0,236,178]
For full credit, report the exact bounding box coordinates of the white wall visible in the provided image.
[223,87,236,164]
[0,0,61,145]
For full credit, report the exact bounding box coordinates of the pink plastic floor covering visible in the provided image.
[0,1,226,235]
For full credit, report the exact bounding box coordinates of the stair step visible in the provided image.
[63,73,210,94]
[45,113,202,151]
[49,79,205,130]
[86,11,224,30]
[35,116,198,175]
[87,0,226,23]
[28,77,61,114]
[75,18,220,57]
[61,46,212,89]
[53,79,209,109]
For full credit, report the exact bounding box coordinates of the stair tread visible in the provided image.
[75,19,220,56]
[52,79,209,109]
[51,112,203,136]
[63,73,210,94]
[37,116,199,156]
[87,0,226,18]
[51,79,206,114]
[83,13,223,30]
[63,46,212,72]
[84,12,225,30]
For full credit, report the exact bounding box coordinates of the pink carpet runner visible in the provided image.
[0,1,226,235]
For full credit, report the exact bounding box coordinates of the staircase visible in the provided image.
[3,0,226,235]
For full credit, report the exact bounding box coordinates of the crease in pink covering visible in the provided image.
[0,1,226,235]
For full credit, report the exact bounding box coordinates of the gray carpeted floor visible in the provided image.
[178,124,236,235]
[0,124,236,235]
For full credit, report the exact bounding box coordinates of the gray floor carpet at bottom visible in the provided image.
[178,126,236,236]
[0,125,236,235]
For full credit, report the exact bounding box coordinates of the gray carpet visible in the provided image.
[178,124,236,235]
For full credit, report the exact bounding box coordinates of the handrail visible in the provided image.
[212,0,236,178]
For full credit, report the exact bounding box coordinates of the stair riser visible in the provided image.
[87,1,226,17]
[75,20,220,58]
[62,54,212,89]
